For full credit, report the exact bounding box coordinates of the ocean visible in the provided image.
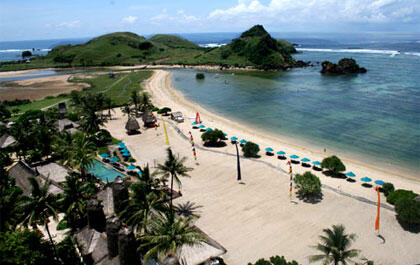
[1,33,419,176]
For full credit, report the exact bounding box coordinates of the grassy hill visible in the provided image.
[174,25,296,69]
[0,25,298,71]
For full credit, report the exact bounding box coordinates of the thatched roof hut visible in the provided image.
[125,117,140,135]
[142,110,156,127]
[0,133,16,149]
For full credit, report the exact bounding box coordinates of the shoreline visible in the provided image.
[158,70,420,183]
[146,70,420,191]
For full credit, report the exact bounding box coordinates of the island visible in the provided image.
[320,58,367,74]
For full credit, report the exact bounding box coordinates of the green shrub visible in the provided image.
[294,171,322,199]
[321,155,345,176]
[157,107,171,115]
[98,146,109,155]
[201,129,226,147]
[67,112,79,122]
[382,182,395,197]
[45,96,55,100]
[56,219,68,230]
[196,73,205,79]
[242,141,260,158]
[128,157,136,163]
[248,255,300,265]
[395,198,420,226]
[387,189,419,205]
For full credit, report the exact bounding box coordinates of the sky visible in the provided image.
[0,0,420,41]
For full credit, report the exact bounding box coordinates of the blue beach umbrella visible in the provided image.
[122,152,131,157]
[137,170,142,175]
[277,151,286,155]
[118,145,126,149]
[100,153,110,158]
[230,136,238,141]
[109,157,119,162]
[361,177,372,182]
[301,158,310,163]
[206,128,213,131]
[117,142,124,145]
[239,139,247,144]
[290,155,299,159]
[312,161,321,166]
[199,125,206,128]
[126,164,137,170]
[346,172,356,178]
[374,180,385,186]
[192,122,198,125]
[121,148,129,153]
[265,147,274,152]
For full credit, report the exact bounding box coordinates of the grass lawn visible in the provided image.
[7,70,153,117]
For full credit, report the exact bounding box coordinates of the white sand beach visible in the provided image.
[104,69,420,265]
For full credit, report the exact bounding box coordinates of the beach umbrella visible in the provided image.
[346,172,356,178]
[301,158,310,163]
[312,161,321,166]
[117,142,124,145]
[100,153,110,158]
[224,133,228,136]
[230,136,238,141]
[109,157,119,162]
[126,164,137,170]
[277,151,286,155]
[199,125,205,128]
[265,147,274,152]
[137,170,142,175]
[206,128,213,131]
[361,177,372,182]
[290,155,299,159]
[122,152,131,157]
[239,139,247,144]
[374,180,385,186]
[192,122,198,126]
[118,145,126,149]
[121,148,129,153]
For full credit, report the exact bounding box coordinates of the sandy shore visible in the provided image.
[103,70,419,265]
[0,74,88,101]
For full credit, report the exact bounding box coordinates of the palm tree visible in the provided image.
[139,92,152,112]
[58,174,94,230]
[140,213,204,262]
[309,224,359,265]
[130,90,140,112]
[52,131,73,162]
[121,103,133,119]
[67,132,96,179]
[19,177,60,262]
[157,148,192,220]
[119,165,164,233]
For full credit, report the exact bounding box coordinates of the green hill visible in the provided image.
[176,25,296,69]
[30,32,203,67]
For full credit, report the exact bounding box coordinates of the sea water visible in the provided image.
[169,50,420,177]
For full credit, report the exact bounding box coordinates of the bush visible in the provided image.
[128,157,136,163]
[157,107,171,115]
[201,129,226,147]
[395,198,420,226]
[382,182,395,197]
[196,73,205,80]
[242,141,260,157]
[22,50,32,58]
[387,189,419,205]
[248,255,300,265]
[321,155,345,176]
[294,171,322,199]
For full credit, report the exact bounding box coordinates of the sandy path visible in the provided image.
[103,70,420,265]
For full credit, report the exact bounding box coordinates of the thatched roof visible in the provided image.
[125,117,140,131]
[57,118,80,133]
[97,187,115,217]
[0,134,16,149]
[8,161,63,195]
[36,162,69,184]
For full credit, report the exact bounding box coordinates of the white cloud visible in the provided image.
[122,15,138,23]
[151,9,198,24]
[57,20,81,28]
[208,0,420,24]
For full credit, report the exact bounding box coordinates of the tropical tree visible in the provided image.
[0,171,23,232]
[0,101,11,121]
[121,103,133,119]
[104,96,115,120]
[130,90,140,112]
[19,177,60,262]
[309,224,359,265]
[201,129,226,147]
[66,132,96,179]
[157,148,192,220]
[321,156,346,176]
[139,92,152,112]
[242,141,260,157]
[140,213,204,262]
[294,171,322,200]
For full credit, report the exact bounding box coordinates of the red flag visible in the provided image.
[195,112,201,123]
[375,186,380,231]
[286,161,291,166]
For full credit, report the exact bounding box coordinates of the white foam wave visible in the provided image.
[199,43,226,48]
[296,48,400,56]
[404,52,420,57]
[0,48,51,53]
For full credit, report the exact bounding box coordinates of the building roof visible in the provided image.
[8,161,63,195]
[125,117,140,131]
[0,134,16,148]
[57,118,80,133]
[36,162,70,184]
[97,187,115,217]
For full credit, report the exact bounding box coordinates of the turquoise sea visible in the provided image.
[169,51,420,177]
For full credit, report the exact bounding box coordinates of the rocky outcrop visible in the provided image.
[321,58,367,74]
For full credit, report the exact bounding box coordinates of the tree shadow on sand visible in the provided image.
[203,141,227,148]
[322,170,347,179]
[296,192,324,204]
[397,217,420,234]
